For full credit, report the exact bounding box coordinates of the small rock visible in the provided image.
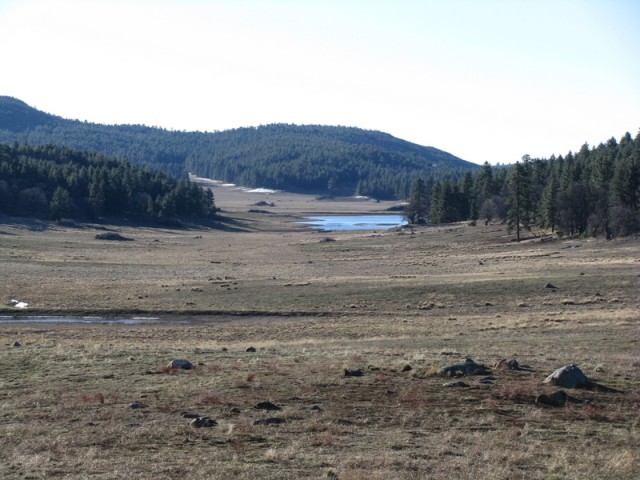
[190,416,217,428]
[344,368,364,377]
[12,341,21,348]
[254,417,286,426]
[536,390,571,407]
[246,346,257,352]
[443,381,469,388]
[95,232,132,241]
[129,401,147,409]
[438,358,491,377]
[545,283,557,289]
[182,412,201,419]
[310,405,323,411]
[167,359,194,370]
[334,419,354,426]
[255,401,281,411]
[401,364,413,372]
[496,358,520,370]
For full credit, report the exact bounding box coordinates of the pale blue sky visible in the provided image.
[0,0,638,164]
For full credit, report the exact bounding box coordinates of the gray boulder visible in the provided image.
[167,359,194,370]
[543,364,589,388]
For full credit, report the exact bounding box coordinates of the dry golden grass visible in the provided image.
[1,188,639,479]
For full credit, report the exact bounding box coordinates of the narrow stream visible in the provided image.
[0,316,158,324]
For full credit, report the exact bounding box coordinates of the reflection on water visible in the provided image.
[298,214,406,231]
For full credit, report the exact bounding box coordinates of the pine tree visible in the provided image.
[405,178,428,224]
[50,186,73,220]
[506,159,531,241]
[476,161,494,202]
[428,181,445,224]
[539,175,558,233]
[611,156,640,209]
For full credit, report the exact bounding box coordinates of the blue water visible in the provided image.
[298,214,406,231]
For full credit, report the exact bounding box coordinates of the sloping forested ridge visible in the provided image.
[184,124,477,199]
[0,96,477,199]
[407,131,640,238]
[0,143,216,222]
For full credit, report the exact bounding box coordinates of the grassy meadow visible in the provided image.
[1,185,639,479]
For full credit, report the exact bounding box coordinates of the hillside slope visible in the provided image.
[0,96,477,199]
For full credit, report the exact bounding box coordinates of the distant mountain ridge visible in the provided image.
[0,96,478,199]
[0,96,65,131]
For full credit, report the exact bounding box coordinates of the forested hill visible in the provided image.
[0,96,477,199]
[185,124,476,199]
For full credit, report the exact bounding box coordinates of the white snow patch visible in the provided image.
[244,188,278,194]
[10,299,28,308]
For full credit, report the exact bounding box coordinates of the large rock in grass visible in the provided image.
[543,364,589,388]
[167,359,194,370]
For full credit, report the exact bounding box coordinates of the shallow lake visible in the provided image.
[298,214,406,231]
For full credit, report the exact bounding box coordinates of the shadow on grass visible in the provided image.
[0,212,253,233]
[0,213,51,232]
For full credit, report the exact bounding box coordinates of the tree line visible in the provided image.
[406,131,640,239]
[0,143,216,222]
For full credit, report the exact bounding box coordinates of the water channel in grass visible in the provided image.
[298,214,406,231]
[0,316,157,324]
